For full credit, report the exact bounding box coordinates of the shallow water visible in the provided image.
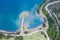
[0,0,44,32]
[24,15,44,29]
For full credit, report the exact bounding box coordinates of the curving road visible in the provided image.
[4,0,51,40]
[39,0,49,31]
[45,1,60,39]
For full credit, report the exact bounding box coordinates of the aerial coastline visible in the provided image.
[0,0,59,40]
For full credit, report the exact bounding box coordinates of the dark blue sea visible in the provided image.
[0,0,44,32]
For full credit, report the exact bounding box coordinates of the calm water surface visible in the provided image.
[0,0,44,32]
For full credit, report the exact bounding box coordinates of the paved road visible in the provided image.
[39,0,49,31]
[45,1,60,39]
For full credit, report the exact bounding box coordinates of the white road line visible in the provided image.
[39,0,49,31]
[45,1,60,39]
[1,0,51,40]
[8,0,50,40]
[9,30,50,40]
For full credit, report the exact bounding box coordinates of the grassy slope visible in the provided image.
[23,32,47,40]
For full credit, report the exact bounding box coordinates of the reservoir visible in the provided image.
[0,0,44,33]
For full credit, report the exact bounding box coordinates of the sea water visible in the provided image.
[0,0,44,32]
[24,15,44,29]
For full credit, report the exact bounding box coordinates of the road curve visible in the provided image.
[45,1,60,39]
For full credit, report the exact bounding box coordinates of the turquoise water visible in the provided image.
[0,0,44,32]
[24,15,44,29]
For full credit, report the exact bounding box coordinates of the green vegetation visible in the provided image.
[24,31,28,34]
[36,0,59,40]
[0,33,5,39]
[42,23,46,28]
[49,4,60,22]
[15,36,23,40]
[23,32,47,40]
[49,0,57,2]
[0,0,59,40]
[41,3,58,40]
